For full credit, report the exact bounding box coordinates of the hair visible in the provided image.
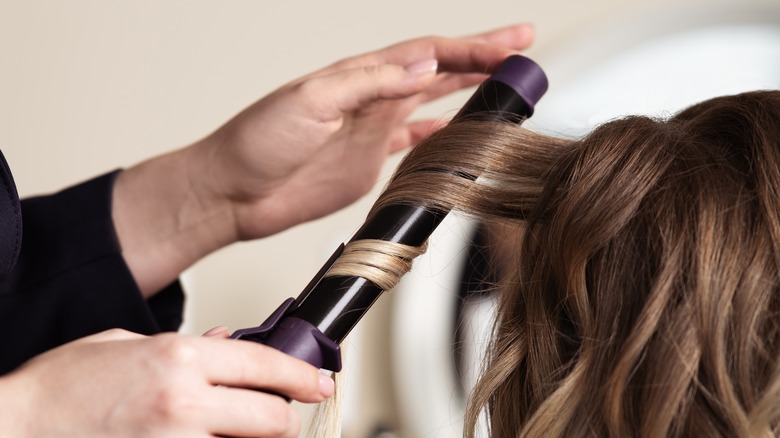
[329,90,780,437]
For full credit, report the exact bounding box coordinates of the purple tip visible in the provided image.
[489,55,548,114]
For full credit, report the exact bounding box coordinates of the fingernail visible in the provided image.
[203,326,228,337]
[319,374,335,398]
[405,59,438,75]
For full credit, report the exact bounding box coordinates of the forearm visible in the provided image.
[112,140,238,298]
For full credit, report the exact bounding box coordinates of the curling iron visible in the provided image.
[232,54,548,387]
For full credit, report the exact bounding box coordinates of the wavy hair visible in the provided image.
[351,90,780,437]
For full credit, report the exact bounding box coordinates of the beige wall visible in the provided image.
[1,0,775,436]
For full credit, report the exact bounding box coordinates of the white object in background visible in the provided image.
[392,215,477,438]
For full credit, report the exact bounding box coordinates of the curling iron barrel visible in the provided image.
[232,55,548,375]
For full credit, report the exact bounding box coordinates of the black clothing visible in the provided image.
[0,153,183,374]
[0,151,22,282]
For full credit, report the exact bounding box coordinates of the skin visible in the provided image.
[1,328,332,437]
[112,23,535,295]
[0,24,534,437]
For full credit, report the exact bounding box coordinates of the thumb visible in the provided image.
[304,59,438,118]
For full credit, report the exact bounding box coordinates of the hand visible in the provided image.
[194,23,535,240]
[0,329,334,437]
[113,24,534,295]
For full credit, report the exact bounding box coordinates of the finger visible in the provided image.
[462,23,535,50]
[300,61,438,120]
[387,119,447,154]
[417,72,489,103]
[328,40,510,76]
[195,338,328,403]
[432,41,518,74]
[202,326,230,338]
[313,24,534,78]
[204,386,301,438]
[406,119,448,147]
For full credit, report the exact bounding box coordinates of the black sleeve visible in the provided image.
[0,171,184,375]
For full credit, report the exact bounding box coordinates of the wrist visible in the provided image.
[113,140,238,297]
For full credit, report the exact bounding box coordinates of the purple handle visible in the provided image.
[488,55,548,115]
[232,298,342,372]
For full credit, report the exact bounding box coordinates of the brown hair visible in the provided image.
[358,90,780,437]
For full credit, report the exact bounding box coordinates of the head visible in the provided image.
[372,90,780,437]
